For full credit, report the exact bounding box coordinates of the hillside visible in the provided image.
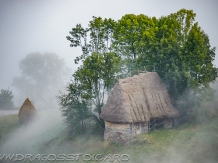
[0,113,218,163]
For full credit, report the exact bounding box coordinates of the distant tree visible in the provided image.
[0,88,14,110]
[12,52,70,109]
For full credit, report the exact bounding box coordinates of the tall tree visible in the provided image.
[136,9,217,99]
[181,23,217,88]
[12,52,70,109]
[113,14,153,59]
[62,17,120,129]
[113,14,155,76]
[67,16,116,63]
[134,9,217,120]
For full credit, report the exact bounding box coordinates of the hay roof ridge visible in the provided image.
[100,72,180,123]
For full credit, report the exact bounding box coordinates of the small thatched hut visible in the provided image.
[18,98,37,124]
[100,72,180,143]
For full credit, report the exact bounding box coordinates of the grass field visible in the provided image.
[0,114,19,144]
[0,114,218,163]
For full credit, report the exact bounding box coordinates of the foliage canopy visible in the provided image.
[61,8,217,131]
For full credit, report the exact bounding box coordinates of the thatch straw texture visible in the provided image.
[100,72,180,123]
[18,98,37,124]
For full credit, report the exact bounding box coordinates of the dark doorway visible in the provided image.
[149,118,164,131]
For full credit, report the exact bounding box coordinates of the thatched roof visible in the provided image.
[18,98,37,124]
[100,72,180,123]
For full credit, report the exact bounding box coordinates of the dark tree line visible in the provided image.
[0,88,14,110]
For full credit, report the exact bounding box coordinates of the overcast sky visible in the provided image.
[0,0,218,93]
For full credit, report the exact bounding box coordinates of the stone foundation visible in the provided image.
[104,121,149,143]
[104,118,175,143]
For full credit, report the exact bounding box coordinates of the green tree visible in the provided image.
[0,88,14,110]
[136,9,217,100]
[67,16,116,63]
[58,80,91,133]
[75,52,120,118]
[113,14,153,59]
[181,23,217,89]
[60,52,120,129]
[176,23,217,119]
[63,9,217,127]
[134,9,217,120]
[113,14,155,76]
[62,17,120,130]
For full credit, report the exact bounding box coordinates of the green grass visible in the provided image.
[0,114,218,163]
[0,114,19,145]
[89,118,218,163]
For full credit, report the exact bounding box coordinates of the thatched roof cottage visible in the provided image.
[100,72,180,143]
[18,98,37,124]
